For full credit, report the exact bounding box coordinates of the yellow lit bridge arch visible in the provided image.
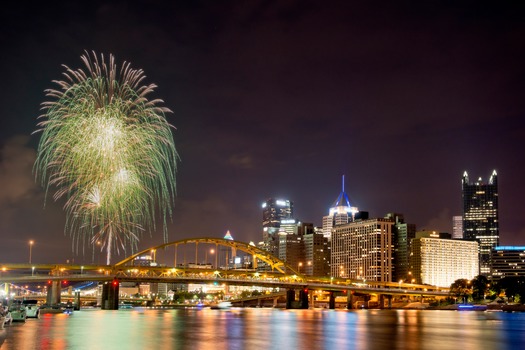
[114,237,300,275]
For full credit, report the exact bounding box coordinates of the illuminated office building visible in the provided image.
[410,231,479,287]
[385,213,416,282]
[278,220,329,276]
[261,198,293,256]
[491,246,525,282]
[303,229,330,276]
[452,216,463,239]
[277,219,311,263]
[322,176,359,241]
[262,198,293,227]
[278,230,304,274]
[331,218,394,282]
[462,170,499,276]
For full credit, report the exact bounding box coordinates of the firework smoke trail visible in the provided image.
[34,51,178,264]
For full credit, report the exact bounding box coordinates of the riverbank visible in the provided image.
[401,302,525,312]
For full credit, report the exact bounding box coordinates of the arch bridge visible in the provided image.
[0,237,449,310]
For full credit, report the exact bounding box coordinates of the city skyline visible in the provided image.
[1,2,525,264]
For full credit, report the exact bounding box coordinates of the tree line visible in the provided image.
[449,275,525,304]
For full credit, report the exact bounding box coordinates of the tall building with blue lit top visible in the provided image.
[322,176,359,241]
[462,170,499,276]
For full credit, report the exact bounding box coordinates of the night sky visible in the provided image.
[1,1,524,264]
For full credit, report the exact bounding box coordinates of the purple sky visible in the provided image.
[1,1,524,264]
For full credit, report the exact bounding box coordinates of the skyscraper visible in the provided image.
[385,213,416,282]
[262,198,293,228]
[261,198,293,257]
[322,176,359,240]
[462,170,499,276]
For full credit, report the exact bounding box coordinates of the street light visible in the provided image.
[32,266,35,276]
[298,262,303,274]
[29,240,34,264]
[81,266,84,275]
[95,241,103,264]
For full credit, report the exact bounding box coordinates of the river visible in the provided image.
[1,307,524,349]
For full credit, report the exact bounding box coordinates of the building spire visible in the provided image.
[331,175,352,209]
[489,169,498,185]
[328,175,359,219]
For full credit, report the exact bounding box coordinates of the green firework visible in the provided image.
[34,51,178,264]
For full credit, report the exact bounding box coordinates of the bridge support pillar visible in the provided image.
[273,296,279,308]
[364,294,370,309]
[379,294,385,309]
[46,280,61,306]
[285,289,295,309]
[101,279,119,310]
[74,290,81,310]
[347,291,353,309]
[299,288,309,309]
[387,295,392,309]
[329,291,335,309]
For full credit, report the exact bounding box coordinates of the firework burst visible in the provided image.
[34,51,178,264]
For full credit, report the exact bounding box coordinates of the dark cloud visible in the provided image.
[228,153,255,169]
[0,136,68,262]
[0,136,38,203]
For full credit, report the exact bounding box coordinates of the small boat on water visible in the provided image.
[9,302,27,322]
[22,300,40,318]
[119,303,134,310]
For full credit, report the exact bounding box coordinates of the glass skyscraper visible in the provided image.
[262,198,293,228]
[261,198,293,257]
[462,170,499,276]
